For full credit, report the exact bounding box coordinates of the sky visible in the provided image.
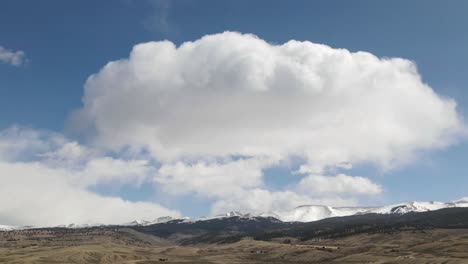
[0,0,468,226]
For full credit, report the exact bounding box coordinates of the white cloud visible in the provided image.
[64,32,466,217]
[155,158,272,197]
[72,31,464,174]
[78,157,153,187]
[0,46,25,66]
[298,174,382,195]
[0,127,180,227]
[154,160,380,214]
[0,127,378,222]
[0,161,179,227]
[210,188,356,215]
[0,126,65,162]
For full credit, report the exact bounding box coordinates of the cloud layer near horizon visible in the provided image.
[0,127,180,227]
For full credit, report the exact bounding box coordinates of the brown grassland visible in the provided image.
[1,228,468,263]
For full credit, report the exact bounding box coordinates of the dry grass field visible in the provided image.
[1,228,468,264]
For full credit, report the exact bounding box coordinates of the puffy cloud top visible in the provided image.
[73,32,464,173]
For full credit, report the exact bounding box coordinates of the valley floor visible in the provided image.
[0,228,468,264]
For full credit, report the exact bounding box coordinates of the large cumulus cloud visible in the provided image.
[64,32,466,215]
[72,32,464,173]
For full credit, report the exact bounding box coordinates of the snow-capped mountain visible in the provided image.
[197,211,252,221]
[0,224,36,231]
[170,198,468,223]
[123,216,175,226]
[260,205,378,222]
[263,198,468,222]
[51,216,178,229]
[54,223,108,229]
[0,224,16,231]
[1,198,467,230]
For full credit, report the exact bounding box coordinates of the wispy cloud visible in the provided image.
[142,0,179,36]
[0,46,26,66]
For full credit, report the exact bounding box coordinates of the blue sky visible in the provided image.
[0,0,467,223]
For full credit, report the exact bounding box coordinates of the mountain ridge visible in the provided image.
[2,198,467,230]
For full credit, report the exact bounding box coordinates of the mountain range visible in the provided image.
[1,198,467,231]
